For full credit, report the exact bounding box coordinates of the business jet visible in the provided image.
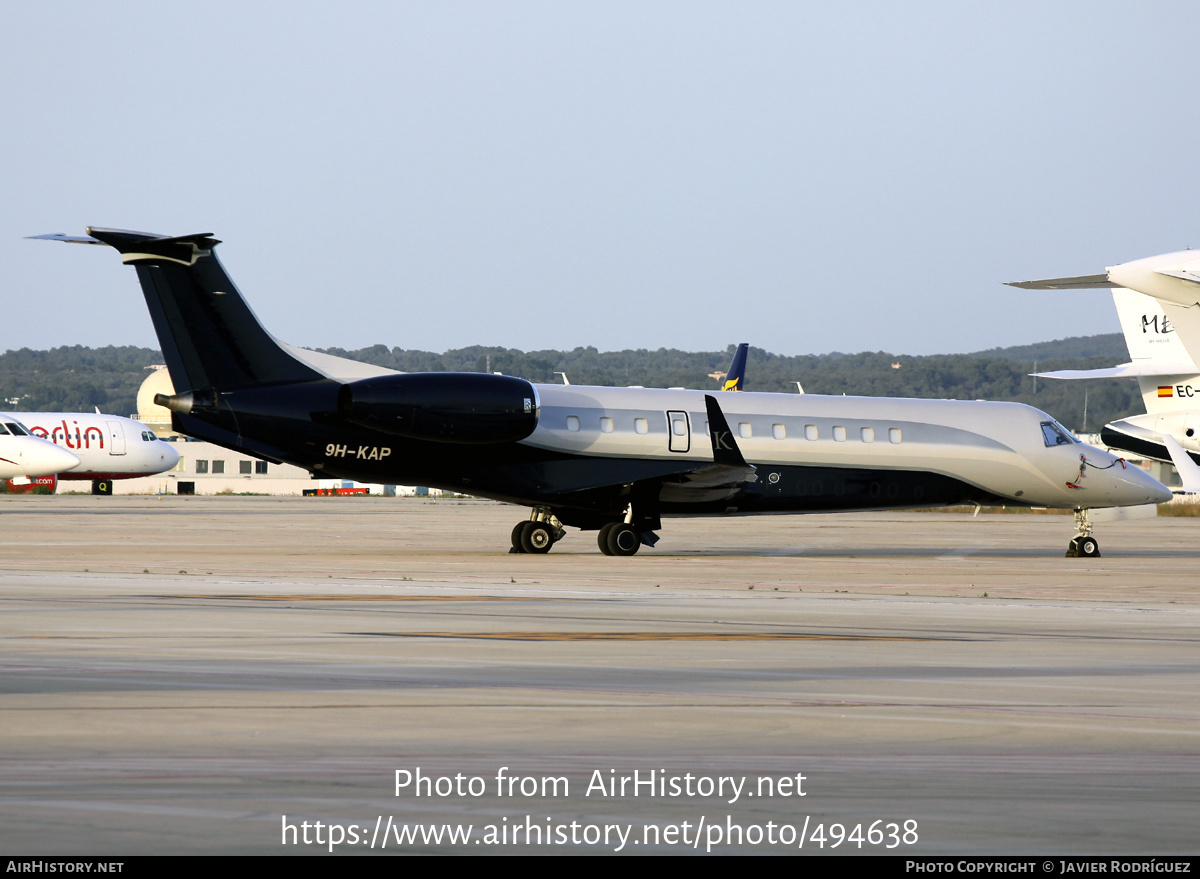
[1009,253,1200,468]
[2,412,180,494]
[34,228,1170,558]
[0,416,81,481]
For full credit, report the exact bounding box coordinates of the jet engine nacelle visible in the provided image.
[337,373,540,444]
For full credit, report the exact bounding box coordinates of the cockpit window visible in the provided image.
[0,423,10,435]
[2,422,28,436]
[142,431,156,442]
[1040,420,1078,447]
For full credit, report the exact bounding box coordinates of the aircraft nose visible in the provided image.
[1114,462,1173,506]
[35,442,81,474]
[160,442,180,468]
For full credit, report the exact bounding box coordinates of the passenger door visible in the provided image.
[666,410,690,453]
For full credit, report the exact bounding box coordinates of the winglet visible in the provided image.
[704,394,749,467]
[1162,435,1200,494]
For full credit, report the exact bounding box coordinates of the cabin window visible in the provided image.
[196,460,209,474]
[833,426,847,442]
[634,418,649,435]
[256,461,269,474]
[861,427,874,443]
[212,460,225,474]
[889,428,902,444]
[804,424,818,441]
[738,422,752,439]
[566,416,581,432]
[772,424,785,440]
[600,417,614,433]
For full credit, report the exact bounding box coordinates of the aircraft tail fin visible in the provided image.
[722,343,749,391]
[1110,288,1197,367]
[1030,286,1200,414]
[42,228,324,394]
[1105,288,1200,414]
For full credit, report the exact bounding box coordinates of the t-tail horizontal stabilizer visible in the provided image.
[25,233,105,245]
[1006,274,1118,290]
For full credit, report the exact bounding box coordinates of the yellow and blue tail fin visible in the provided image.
[721,343,749,391]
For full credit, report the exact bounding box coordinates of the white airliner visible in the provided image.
[1010,253,1200,469]
[34,228,1172,558]
[0,416,80,481]
[2,412,180,494]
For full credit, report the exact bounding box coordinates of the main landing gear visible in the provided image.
[598,522,642,556]
[509,508,566,554]
[508,505,661,555]
[1065,507,1100,558]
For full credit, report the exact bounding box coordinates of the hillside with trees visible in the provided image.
[0,345,162,418]
[1,333,1137,433]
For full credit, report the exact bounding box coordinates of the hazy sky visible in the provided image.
[3,2,1198,358]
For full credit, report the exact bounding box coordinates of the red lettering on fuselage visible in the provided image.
[28,420,104,450]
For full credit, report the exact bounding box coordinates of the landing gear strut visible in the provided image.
[509,508,565,554]
[1065,507,1100,558]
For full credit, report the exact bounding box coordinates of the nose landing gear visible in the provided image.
[1065,508,1100,558]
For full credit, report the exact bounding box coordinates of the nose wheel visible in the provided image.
[1065,508,1101,558]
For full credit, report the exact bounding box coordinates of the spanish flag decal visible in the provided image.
[1159,386,1174,397]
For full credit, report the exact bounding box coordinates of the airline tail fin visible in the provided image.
[1110,289,1200,413]
[1030,286,1200,414]
[722,343,749,391]
[1110,288,1197,368]
[36,228,324,394]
